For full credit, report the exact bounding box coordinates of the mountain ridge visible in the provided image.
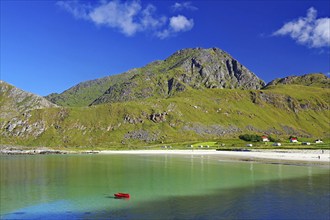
[45,47,265,106]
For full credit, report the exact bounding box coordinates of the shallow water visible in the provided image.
[1,154,329,219]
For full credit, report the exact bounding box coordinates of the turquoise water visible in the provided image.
[1,154,329,219]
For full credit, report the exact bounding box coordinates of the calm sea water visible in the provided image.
[0,154,329,219]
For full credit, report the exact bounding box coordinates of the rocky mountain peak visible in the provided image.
[91,47,265,105]
[166,47,265,90]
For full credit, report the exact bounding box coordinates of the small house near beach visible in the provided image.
[290,137,298,143]
[261,136,269,142]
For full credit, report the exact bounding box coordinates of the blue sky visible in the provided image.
[1,0,329,96]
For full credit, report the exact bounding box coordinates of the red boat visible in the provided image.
[114,193,130,199]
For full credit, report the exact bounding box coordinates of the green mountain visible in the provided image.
[1,76,328,148]
[45,47,265,107]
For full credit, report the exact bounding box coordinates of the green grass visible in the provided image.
[1,84,329,149]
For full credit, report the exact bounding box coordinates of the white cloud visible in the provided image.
[273,7,330,48]
[172,2,198,11]
[170,15,194,32]
[156,15,194,39]
[57,0,194,39]
[89,1,141,36]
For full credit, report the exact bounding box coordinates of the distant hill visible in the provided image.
[0,81,57,119]
[263,73,329,89]
[45,70,136,107]
[45,47,265,107]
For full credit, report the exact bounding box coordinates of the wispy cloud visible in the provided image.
[171,2,198,11]
[273,7,330,48]
[56,1,90,19]
[57,0,194,39]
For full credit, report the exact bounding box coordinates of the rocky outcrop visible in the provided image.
[124,130,159,142]
[124,115,144,124]
[0,116,46,138]
[150,112,167,123]
[0,146,69,155]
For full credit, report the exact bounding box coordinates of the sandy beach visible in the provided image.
[1,145,329,165]
[99,149,330,164]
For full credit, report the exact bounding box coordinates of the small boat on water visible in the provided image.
[114,193,130,198]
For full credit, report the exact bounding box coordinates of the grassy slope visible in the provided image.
[44,71,136,107]
[2,85,329,149]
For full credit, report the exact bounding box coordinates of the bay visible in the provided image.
[1,154,329,219]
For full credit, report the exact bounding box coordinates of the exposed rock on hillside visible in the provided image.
[0,81,57,119]
[124,130,159,142]
[150,112,167,123]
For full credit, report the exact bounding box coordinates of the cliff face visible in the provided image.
[91,47,265,105]
[0,81,57,119]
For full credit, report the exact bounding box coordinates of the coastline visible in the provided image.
[1,146,329,166]
[99,149,330,165]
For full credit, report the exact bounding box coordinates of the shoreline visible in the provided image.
[1,146,329,166]
[99,149,330,165]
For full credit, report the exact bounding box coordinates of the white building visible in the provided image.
[261,136,269,142]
